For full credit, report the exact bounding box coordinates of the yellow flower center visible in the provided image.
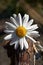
[16,26,27,38]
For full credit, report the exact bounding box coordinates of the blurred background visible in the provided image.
[0,0,43,65]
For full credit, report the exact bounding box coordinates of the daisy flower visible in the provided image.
[4,13,40,50]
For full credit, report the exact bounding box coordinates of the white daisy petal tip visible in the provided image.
[35,24,38,28]
[27,19,34,26]
[10,43,12,46]
[4,34,12,40]
[23,14,29,21]
[18,13,22,26]
[30,19,34,23]
[10,41,15,46]
[23,37,29,49]
[4,30,14,33]
[31,19,34,21]
[21,45,24,50]
[24,14,29,17]
[20,44,24,50]
[5,21,8,24]
[18,13,21,17]
[4,37,6,40]
[13,14,17,17]
[10,43,15,46]
[10,17,13,21]
[10,17,14,21]
[5,21,9,25]
[23,14,29,27]
[20,47,23,50]
[19,38,24,50]
[14,43,19,50]
[25,44,29,49]
[18,13,21,15]
[38,34,40,36]
[4,36,8,40]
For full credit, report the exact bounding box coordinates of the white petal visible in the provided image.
[30,31,39,34]
[19,38,24,50]
[23,14,29,26]
[27,31,39,34]
[10,40,18,45]
[27,33,40,38]
[4,34,12,40]
[38,44,43,49]
[23,37,28,49]
[31,33,40,37]
[27,19,34,26]
[5,24,14,30]
[27,24,38,30]
[13,14,20,26]
[26,35,36,43]
[5,22,16,29]
[10,41,15,45]
[4,30,14,33]
[10,17,19,27]
[23,19,33,29]
[14,42,19,49]
[18,13,22,26]
[13,14,17,19]
[27,30,40,37]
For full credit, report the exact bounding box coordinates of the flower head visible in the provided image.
[4,13,40,50]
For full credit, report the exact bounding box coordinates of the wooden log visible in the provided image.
[0,40,10,46]
[0,39,34,65]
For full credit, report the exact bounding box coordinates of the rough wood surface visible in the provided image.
[0,34,43,65]
[0,40,34,65]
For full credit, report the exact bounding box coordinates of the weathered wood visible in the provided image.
[0,40,10,46]
[0,36,43,65]
[0,39,34,65]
